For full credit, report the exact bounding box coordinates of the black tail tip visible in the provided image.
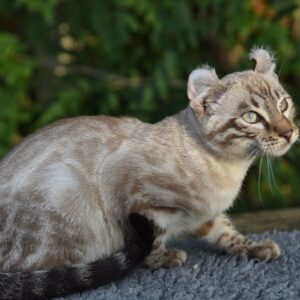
[129,213,155,246]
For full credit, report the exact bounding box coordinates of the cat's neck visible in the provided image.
[163,107,256,181]
[177,107,216,154]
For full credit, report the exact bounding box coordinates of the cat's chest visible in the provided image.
[187,159,249,217]
[158,163,248,237]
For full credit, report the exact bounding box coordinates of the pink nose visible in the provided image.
[280,129,293,142]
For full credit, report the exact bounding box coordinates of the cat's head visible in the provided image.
[187,47,298,159]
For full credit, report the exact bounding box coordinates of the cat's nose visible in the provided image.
[279,128,293,142]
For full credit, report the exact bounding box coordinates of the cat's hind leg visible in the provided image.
[193,213,280,261]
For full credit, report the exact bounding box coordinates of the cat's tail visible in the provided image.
[0,213,154,300]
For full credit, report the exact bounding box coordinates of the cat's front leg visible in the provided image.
[193,213,280,261]
[135,207,187,269]
[144,227,187,269]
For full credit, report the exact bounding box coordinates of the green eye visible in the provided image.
[279,99,288,112]
[242,111,259,124]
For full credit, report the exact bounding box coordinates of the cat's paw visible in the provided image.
[247,239,281,261]
[145,248,187,269]
[164,249,188,268]
[228,239,281,261]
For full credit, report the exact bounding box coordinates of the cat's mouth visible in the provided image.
[259,139,296,157]
[257,128,299,157]
[261,144,291,157]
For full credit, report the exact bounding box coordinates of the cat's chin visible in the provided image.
[262,144,292,157]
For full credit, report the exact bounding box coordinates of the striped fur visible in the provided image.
[195,214,280,261]
[0,213,154,299]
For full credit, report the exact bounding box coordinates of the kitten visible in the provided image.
[0,48,298,298]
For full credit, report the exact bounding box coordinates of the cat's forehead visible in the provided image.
[222,70,287,99]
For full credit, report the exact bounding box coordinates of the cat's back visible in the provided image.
[0,115,144,184]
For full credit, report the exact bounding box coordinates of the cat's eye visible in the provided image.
[241,111,259,124]
[279,99,288,112]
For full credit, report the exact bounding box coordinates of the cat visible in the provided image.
[0,47,298,299]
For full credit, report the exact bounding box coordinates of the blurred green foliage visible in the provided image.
[0,0,300,212]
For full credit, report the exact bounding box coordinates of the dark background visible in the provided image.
[0,0,299,212]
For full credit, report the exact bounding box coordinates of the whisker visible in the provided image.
[245,148,259,162]
[266,156,274,194]
[257,156,264,204]
[209,135,225,147]
[210,136,221,144]
[268,157,282,196]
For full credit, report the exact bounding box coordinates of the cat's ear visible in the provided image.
[187,66,223,116]
[249,47,276,75]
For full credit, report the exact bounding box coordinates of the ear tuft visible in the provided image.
[187,65,221,101]
[249,46,276,75]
